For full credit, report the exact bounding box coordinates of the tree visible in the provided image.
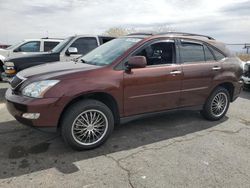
[103,24,175,37]
[103,27,134,37]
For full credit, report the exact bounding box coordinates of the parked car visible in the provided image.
[1,35,115,81]
[242,61,250,89]
[0,38,63,80]
[5,32,243,150]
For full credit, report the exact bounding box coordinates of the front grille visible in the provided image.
[10,75,25,90]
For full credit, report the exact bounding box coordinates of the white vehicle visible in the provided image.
[0,38,62,80]
[0,38,63,60]
[242,61,250,88]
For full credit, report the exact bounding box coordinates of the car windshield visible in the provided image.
[51,36,74,53]
[6,41,24,50]
[80,37,142,66]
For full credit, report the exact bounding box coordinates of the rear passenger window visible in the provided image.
[210,47,225,61]
[180,42,205,63]
[204,45,215,61]
[44,41,60,52]
[70,37,98,55]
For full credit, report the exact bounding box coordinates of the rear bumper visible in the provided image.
[5,88,64,131]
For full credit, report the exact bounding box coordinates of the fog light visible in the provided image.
[5,69,16,74]
[22,113,40,119]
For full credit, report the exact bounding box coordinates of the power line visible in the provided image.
[226,43,250,45]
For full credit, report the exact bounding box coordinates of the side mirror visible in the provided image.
[66,47,78,56]
[126,56,147,70]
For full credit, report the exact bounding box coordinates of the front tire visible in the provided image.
[61,99,114,150]
[201,87,230,121]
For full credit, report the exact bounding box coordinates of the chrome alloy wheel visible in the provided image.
[211,92,228,117]
[71,109,108,146]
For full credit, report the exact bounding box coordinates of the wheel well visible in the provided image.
[58,92,120,129]
[217,82,234,101]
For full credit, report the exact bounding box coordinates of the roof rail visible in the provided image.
[41,37,63,40]
[127,32,153,36]
[157,32,215,40]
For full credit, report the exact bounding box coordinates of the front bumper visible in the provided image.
[5,88,64,130]
[1,72,14,82]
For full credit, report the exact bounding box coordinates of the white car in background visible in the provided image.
[0,38,63,79]
[242,61,250,88]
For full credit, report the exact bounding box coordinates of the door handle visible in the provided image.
[212,66,221,71]
[170,70,182,75]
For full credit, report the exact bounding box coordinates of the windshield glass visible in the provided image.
[51,36,73,53]
[80,37,142,66]
[6,41,24,50]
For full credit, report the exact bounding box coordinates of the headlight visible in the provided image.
[4,61,14,66]
[22,80,60,98]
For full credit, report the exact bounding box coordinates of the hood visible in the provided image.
[6,52,55,63]
[17,61,99,79]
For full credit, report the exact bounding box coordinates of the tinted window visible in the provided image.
[180,42,205,63]
[70,37,98,55]
[210,47,225,61]
[204,45,215,61]
[44,41,60,52]
[18,41,40,52]
[136,42,175,66]
[99,37,114,44]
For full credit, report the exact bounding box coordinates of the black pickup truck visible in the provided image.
[1,35,114,81]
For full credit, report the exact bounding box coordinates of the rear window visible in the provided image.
[44,41,60,52]
[180,42,205,63]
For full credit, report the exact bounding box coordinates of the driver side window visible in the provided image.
[135,42,175,66]
[18,41,40,52]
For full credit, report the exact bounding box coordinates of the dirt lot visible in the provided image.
[0,82,250,188]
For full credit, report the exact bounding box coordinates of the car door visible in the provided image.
[61,37,99,62]
[178,39,222,107]
[123,39,182,116]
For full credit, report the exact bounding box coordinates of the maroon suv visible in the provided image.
[5,32,243,150]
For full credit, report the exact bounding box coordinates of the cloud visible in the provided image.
[221,0,250,16]
[0,0,249,51]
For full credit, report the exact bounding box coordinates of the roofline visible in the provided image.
[127,32,215,40]
[68,35,115,38]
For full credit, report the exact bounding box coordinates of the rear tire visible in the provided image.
[201,87,230,121]
[61,99,114,150]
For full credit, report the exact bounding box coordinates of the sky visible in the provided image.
[0,0,250,51]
